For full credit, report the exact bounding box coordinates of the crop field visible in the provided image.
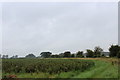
[2,58,119,78]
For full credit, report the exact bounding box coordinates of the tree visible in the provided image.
[86,49,94,58]
[6,55,8,58]
[40,52,52,58]
[76,51,84,58]
[2,55,8,59]
[94,46,103,57]
[63,51,71,58]
[15,55,18,58]
[101,54,105,57]
[59,53,64,58]
[109,45,120,57]
[51,54,59,58]
[25,54,36,58]
[117,51,120,58]
[71,54,75,57]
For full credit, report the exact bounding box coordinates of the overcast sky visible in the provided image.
[2,2,118,57]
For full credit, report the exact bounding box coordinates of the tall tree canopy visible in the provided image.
[94,46,103,57]
[86,49,94,58]
[109,45,120,57]
[76,51,84,58]
[63,51,71,58]
[25,54,36,58]
[40,52,52,58]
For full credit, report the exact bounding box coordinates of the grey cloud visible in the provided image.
[2,2,118,57]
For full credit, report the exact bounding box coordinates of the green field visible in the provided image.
[2,58,119,78]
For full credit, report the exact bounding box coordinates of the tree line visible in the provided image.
[1,44,120,59]
[24,45,120,58]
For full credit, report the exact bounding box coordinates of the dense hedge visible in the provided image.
[2,59,95,74]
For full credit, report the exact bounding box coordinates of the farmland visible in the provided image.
[2,58,119,78]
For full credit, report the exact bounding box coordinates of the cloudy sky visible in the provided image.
[2,2,118,57]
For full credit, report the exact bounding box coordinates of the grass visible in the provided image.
[54,59,118,78]
[73,60,118,78]
[2,58,119,78]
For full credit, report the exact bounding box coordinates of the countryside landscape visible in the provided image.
[1,45,120,78]
[1,2,119,79]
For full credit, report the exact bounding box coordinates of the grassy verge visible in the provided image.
[72,60,118,78]
[53,58,118,78]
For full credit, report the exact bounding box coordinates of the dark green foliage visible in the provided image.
[63,51,71,58]
[59,53,64,58]
[40,52,52,58]
[101,54,105,57]
[2,59,95,74]
[51,54,60,58]
[71,54,75,57]
[25,54,36,58]
[76,51,84,58]
[94,46,103,57]
[117,51,120,58]
[109,45,120,57]
[86,49,94,58]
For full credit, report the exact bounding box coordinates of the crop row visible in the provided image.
[2,59,95,74]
